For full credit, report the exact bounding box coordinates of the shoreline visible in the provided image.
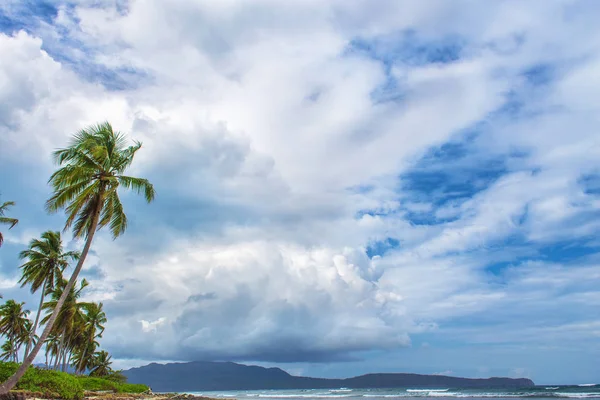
[6,391,226,400]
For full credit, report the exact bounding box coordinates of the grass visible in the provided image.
[0,362,149,400]
[77,376,149,393]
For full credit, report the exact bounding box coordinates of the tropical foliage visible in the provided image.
[0,121,154,393]
[19,230,80,357]
[2,251,111,375]
[0,361,149,400]
[0,301,31,362]
[0,200,18,247]
[89,350,112,377]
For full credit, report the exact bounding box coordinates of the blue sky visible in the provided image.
[1,0,600,385]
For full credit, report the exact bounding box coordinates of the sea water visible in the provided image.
[186,384,600,399]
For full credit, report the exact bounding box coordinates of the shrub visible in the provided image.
[0,363,84,400]
[77,376,149,393]
[0,362,18,382]
[0,362,147,399]
[114,383,149,393]
[77,376,118,392]
[19,368,84,400]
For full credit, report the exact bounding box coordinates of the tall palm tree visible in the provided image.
[19,230,80,356]
[0,122,154,393]
[0,300,30,362]
[0,200,18,247]
[89,350,112,377]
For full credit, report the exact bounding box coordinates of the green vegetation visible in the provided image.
[0,301,32,362]
[0,200,18,247]
[19,230,80,357]
[0,122,155,394]
[77,376,149,393]
[0,361,149,399]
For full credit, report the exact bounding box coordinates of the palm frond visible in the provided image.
[117,175,156,203]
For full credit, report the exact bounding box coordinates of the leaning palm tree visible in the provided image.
[0,122,155,393]
[19,230,80,356]
[0,200,18,247]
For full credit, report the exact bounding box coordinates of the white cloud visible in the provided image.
[140,317,167,333]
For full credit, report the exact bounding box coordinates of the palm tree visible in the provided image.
[0,341,15,362]
[44,333,60,369]
[15,320,37,362]
[0,122,155,392]
[0,300,30,362]
[0,200,18,247]
[42,279,90,371]
[74,302,106,374]
[89,350,112,377]
[19,230,80,356]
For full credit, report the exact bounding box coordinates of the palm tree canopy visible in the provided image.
[90,350,112,376]
[19,230,80,294]
[46,122,155,240]
[0,300,30,338]
[41,279,91,333]
[0,201,18,247]
[82,302,107,337]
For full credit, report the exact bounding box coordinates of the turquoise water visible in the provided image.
[187,385,600,399]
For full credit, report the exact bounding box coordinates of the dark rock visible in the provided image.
[0,393,26,400]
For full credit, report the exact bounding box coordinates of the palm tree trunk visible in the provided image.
[24,278,47,358]
[77,346,86,374]
[0,197,103,394]
[54,331,65,371]
[11,336,15,363]
[53,349,60,371]
[77,330,94,374]
[62,348,67,372]
[67,352,73,372]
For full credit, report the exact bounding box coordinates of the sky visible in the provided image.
[0,0,599,386]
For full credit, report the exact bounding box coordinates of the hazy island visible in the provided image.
[123,361,535,392]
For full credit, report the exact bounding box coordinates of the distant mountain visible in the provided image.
[123,361,535,392]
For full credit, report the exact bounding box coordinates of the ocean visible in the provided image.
[187,385,600,399]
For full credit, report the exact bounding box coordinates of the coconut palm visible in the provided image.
[0,300,30,362]
[0,341,15,362]
[89,350,112,377]
[74,302,106,374]
[0,122,154,392]
[0,201,18,248]
[19,230,80,356]
[42,279,90,371]
[44,333,60,369]
[15,320,37,363]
